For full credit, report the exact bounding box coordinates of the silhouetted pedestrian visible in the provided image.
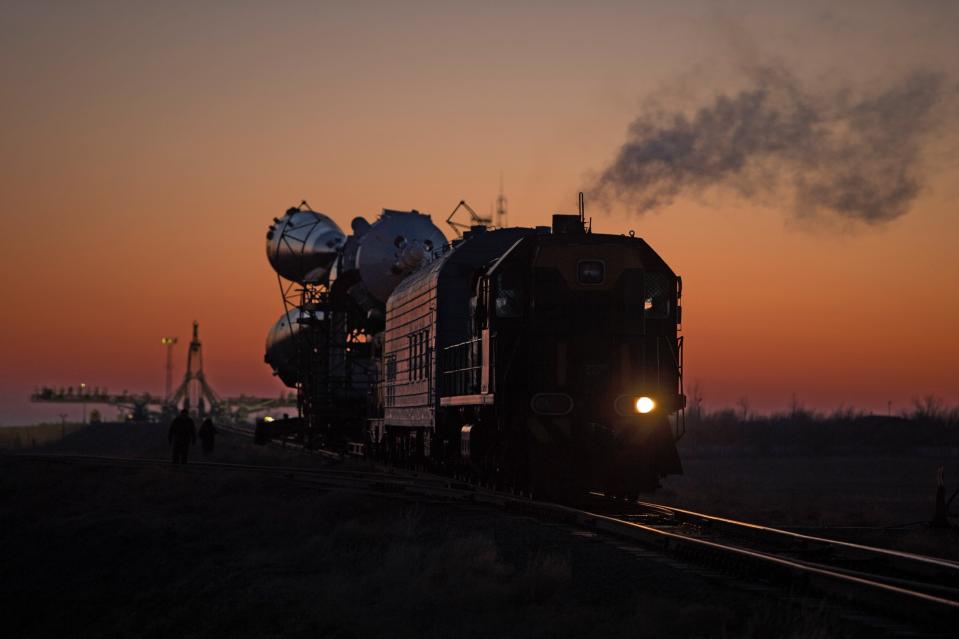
[198,417,217,455]
[168,409,196,464]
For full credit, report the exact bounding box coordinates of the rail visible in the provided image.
[629,499,959,587]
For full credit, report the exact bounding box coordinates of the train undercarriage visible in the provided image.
[371,407,682,500]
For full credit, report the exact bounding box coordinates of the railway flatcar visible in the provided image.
[375,214,684,497]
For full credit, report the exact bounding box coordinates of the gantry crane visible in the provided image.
[445,200,492,237]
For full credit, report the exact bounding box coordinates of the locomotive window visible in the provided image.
[577,260,604,284]
[408,335,414,380]
[386,354,396,381]
[416,331,423,380]
[385,354,396,407]
[422,329,430,380]
[417,331,425,380]
[495,271,524,318]
[644,273,671,319]
[407,330,429,380]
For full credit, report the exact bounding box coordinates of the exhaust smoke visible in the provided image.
[589,66,948,225]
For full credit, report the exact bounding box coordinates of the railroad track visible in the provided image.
[626,499,959,597]
[213,428,959,630]
[573,497,959,632]
[8,449,956,633]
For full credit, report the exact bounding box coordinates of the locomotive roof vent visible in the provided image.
[462,224,488,241]
[552,214,585,235]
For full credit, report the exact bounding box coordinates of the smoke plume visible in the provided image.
[590,67,947,225]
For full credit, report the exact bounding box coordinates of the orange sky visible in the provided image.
[2,1,958,424]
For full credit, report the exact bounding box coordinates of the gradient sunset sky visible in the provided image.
[2,0,957,424]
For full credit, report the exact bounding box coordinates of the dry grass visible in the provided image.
[0,422,86,448]
[0,420,902,637]
[660,453,957,527]
[659,450,959,560]
[0,451,857,638]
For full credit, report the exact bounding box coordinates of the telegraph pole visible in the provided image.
[161,337,178,400]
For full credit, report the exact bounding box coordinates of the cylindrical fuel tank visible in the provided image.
[264,309,304,388]
[266,206,346,284]
[337,209,447,315]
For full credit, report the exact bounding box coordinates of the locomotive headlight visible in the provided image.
[635,396,655,414]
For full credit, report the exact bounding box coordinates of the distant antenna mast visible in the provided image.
[495,172,508,228]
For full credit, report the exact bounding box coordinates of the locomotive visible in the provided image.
[264,202,684,496]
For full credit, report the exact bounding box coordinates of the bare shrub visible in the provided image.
[912,394,945,422]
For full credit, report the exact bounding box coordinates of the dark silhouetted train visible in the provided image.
[264,203,684,497]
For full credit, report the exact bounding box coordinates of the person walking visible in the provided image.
[198,417,217,456]
[168,408,196,464]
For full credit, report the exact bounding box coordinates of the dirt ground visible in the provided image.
[0,423,890,639]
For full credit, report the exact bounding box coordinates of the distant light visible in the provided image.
[635,396,655,414]
[263,416,274,422]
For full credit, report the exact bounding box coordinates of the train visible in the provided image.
[263,201,684,497]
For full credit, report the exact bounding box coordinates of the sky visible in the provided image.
[1,0,958,424]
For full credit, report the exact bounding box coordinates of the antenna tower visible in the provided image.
[495,172,508,228]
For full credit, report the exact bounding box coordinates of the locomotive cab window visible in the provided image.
[577,260,605,284]
[494,271,525,318]
[644,273,671,319]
